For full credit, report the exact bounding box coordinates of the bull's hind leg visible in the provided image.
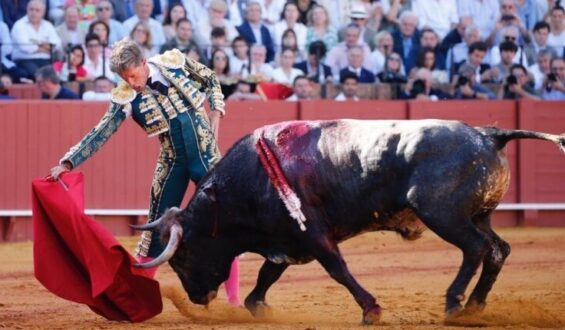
[312,237,381,325]
[466,216,511,312]
[419,215,490,316]
[245,260,288,317]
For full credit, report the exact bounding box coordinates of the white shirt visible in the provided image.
[243,62,274,80]
[286,93,299,101]
[230,55,250,76]
[316,0,352,31]
[547,30,565,56]
[335,92,359,101]
[259,0,286,27]
[84,55,115,81]
[82,91,112,101]
[197,17,238,44]
[489,46,528,67]
[325,42,373,80]
[528,63,546,90]
[413,0,459,40]
[107,19,126,45]
[122,16,166,53]
[271,67,304,85]
[370,50,385,75]
[457,0,499,40]
[0,22,15,68]
[271,21,307,53]
[181,0,209,27]
[11,16,62,60]
[147,62,170,87]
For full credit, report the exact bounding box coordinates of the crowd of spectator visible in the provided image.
[0,0,563,101]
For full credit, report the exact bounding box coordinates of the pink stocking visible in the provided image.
[137,256,159,278]
[224,257,240,306]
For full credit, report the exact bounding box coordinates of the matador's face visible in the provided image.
[120,59,150,93]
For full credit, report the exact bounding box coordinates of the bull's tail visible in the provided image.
[478,126,565,153]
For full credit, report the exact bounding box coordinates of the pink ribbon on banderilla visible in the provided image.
[255,132,307,231]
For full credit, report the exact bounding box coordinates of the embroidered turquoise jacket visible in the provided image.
[61,49,224,168]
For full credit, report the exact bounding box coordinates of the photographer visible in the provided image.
[499,64,540,100]
[454,64,496,100]
[542,58,565,100]
[486,0,531,47]
[399,68,450,100]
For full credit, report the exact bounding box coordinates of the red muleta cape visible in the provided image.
[31,172,162,322]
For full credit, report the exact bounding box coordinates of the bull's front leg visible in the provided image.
[313,238,381,325]
[245,260,289,317]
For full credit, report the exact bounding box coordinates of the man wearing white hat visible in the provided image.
[338,4,377,50]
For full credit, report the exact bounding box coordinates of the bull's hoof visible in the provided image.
[246,300,272,318]
[444,305,464,320]
[362,306,382,325]
[464,300,486,314]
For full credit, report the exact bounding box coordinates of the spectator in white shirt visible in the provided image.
[94,0,125,46]
[272,2,308,54]
[230,36,251,78]
[446,24,481,74]
[10,0,62,81]
[162,3,187,41]
[542,57,565,100]
[413,0,459,40]
[272,48,305,85]
[489,26,528,67]
[486,0,532,48]
[244,44,274,81]
[82,76,115,101]
[529,48,556,91]
[56,6,86,50]
[122,0,166,54]
[286,75,313,101]
[198,0,239,49]
[370,30,395,75]
[0,21,26,83]
[547,6,565,55]
[83,33,115,82]
[325,24,372,79]
[335,72,360,101]
[457,0,499,40]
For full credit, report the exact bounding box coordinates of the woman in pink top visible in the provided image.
[53,44,88,82]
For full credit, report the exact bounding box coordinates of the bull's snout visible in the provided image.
[190,290,217,305]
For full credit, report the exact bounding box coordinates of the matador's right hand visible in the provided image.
[48,162,72,180]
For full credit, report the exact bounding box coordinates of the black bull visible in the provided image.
[133,119,565,324]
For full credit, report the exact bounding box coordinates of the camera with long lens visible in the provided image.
[456,75,469,87]
[410,79,426,97]
[506,74,518,86]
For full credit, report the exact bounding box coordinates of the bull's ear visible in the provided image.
[201,180,217,203]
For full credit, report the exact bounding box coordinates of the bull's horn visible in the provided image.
[134,223,183,268]
[129,217,163,231]
[129,207,182,230]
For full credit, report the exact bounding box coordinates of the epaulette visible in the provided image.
[149,48,185,69]
[111,81,136,105]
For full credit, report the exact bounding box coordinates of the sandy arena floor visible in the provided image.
[1,227,564,329]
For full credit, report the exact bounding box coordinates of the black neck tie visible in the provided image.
[146,78,168,95]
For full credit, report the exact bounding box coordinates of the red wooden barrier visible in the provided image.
[299,100,407,120]
[8,85,42,99]
[518,100,565,226]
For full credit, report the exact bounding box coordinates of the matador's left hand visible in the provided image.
[209,110,221,140]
